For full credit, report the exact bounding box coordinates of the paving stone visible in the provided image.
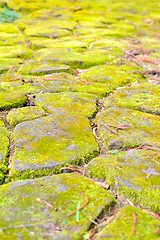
[35,92,97,118]
[0,173,115,239]
[11,112,98,179]
[85,149,160,211]
[34,48,121,70]
[0,119,9,184]
[23,19,74,38]
[17,60,70,75]
[96,107,160,150]
[0,58,23,73]
[30,37,88,50]
[7,106,46,127]
[103,83,160,115]
[71,64,144,97]
[97,206,160,240]
[0,87,27,110]
[0,45,33,59]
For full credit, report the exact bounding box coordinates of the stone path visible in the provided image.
[0,0,160,239]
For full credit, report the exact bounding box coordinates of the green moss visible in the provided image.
[0,58,23,73]
[0,46,33,59]
[17,60,70,75]
[0,119,9,184]
[6,106,46,127]
[0,173,115,239]
[97,206,160,240]
[85,149,160,211]
[70,64,145,97]
[0,32,26,46]
[103,83,160,115]
[0,6,19,23]
[10,113,98,179]
[0,88,27,110]
[96,107,160,150]
[34,47,122,71]
[35,92,97,118]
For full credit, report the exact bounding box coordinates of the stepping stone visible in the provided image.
[71,64,144,97]
[17,60,70,75]
[35,48,120,70]
[0,58,23,73]
[97,206,159,239]
[85,149,160,211]
[103,83,160,115]
[7,106,46,127]
[0,119,9,184]
[11,112,98,179]
[0,46,33,59]
[96,107,160,150]
[0,88,27,110]
[35,92,97,118]
[0,173,115,239]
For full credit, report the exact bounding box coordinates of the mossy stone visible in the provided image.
[71,64,145,97]
[0,173,115,239]
[11,112,98,179]
[6,106,46,127]
[34,47,121,72]
[85,149,160,211]
[0,46,33,59]
[97,206,160,240]
[0,119,9,184]
[96,107,160,150]
[0,58,23,73]
[17,60,70,75]
[0,89,27,110]
[103,83,160,115]
[35,92,97,118]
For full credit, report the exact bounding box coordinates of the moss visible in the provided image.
[70,63,145,97]
[0,173,115,239]
[103,83,160,115]
[35,92,97,118]
[97,206,160,240]
[17,60,70,75]
[0,6,19,23]
[10,113,98,179]
[0,46,33,59]
[85,149,160,211]
[6,106,46,127]
[29,37,88,50]
[96,107,160,150]
[0,32,26,46]
[0,58,23,73]
[0,119,9,184]
[23,20,72,38]
[34,47,122,71]
[0,88,27,110]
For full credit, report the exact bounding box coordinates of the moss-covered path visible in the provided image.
[0,0,160,239]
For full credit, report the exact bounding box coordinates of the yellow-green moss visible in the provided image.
[0,173,115,239]
[85,149,160,211]
[10,113,98,179]
[6,106,46,127]
[0,119,9,184]
[96,107,160,150]
[35,92,97,118]
[97,206,160,240]
[103,83,160,115]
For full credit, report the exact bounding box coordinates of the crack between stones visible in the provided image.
[89,99,106,156]
[1,113,14,184]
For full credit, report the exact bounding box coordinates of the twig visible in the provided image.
[36,198,53,208]
[67,196,89,217]
[131,212,136,237]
